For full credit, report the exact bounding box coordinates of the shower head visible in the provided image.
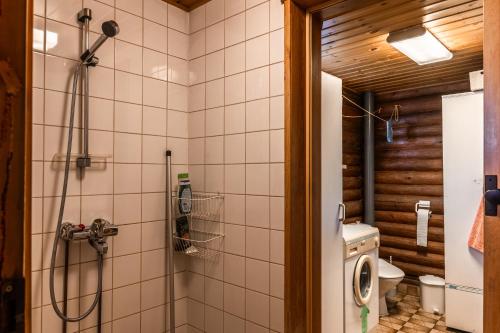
[101,20,119,37]
[80,20,119,63]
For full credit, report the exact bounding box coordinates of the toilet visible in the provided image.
[378,258,405,315]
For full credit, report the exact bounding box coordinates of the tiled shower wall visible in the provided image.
[31,0,284,332]
[32,0,191,331]
[185,0,285,332]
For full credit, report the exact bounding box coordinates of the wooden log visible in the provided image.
[375,171,443,185]
[377,95,442,115]
[375,222,444,242]
[343,153,362,166]
[343,189,362,202]
[380,235,444,255]
[375,194,443,214]
[345,200,363,218]
[390,260,445,278]
[343,165,362,177]
[375,111,441,127]
[344,217,363,224]
[375,158,442,171]
[375,125,442,139]
[375,184,443,197]
[375,135,442,148]
[376,148,442,160]
[379,246,444,269]
[375,211,443,228]
[344,176,362,189]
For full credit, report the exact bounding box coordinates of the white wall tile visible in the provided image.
[224,313,245,333]
[269,263,284,298]
[168,29,189,59]
[112,284,141,319]
[114,163,142,193]
[168,83,188,111]
[114,194,142,225]
[225,103,245,134]
[270,0,284,31]
[189,56,206,85]
[206,107,224,136]
[144,0,167,25]
[189,30,206,59]
[188,110,205,138]
[270,62,284,96]
[206,0,225,26]
[89,66,115,99]
[115,71,142,104]
[225,13,245,47]
[144,20,168,53]
[113,314,141,333]
[246,226,269,260]
[141,277,165,309]
[116,0,142,16]
[270,196,284,230]
[246,290,269,327]
[269,95,284,129]
[225,134,245,164]
[246,2,269,39]
[270,163,284,196]
[205,165,224,192]
[224,224,245,256]
[246,66,269,101]
[143,77,167,108]
[45,20,80,60]
[44,55,77,92]
[246,258,269,293]
[142,164,166,192]
[225,73,245,105]
[206,50,225,81]
[246,131,269,163]
[225,43,245,76]
[115,132,142,163]
[206,22,225,53]
[225,164,246,194]
[205,136,224,164]
[223,283,245,317]
[246,163,269,195]
[246,195,269,228]
[270,29,284,63]
[270,297,284,332]
[89,97,114,131]
[116,10,143,46]
[225,0,245,17]
[206,78,224,109]
[246,34,269,70]
[246,98,269,132]
[142,193,166,222]
[168,4,189,33]
[224,194,245,225]
[189,83,206,111]
[270,129,284,162]
[115,40,143,75]
[46,0,81,26]
[144,49,168,80]
[270,230,284,264]
[190,5,206,33]
[113,252,141,286]
[143,135,167,163]
[143,106,167,136]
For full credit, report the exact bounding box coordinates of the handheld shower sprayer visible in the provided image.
[80,20,119,63]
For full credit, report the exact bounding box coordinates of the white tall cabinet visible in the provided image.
[442,92,484,333]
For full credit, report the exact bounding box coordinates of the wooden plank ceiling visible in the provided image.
[163,0,209,11]
[321,0,484,94]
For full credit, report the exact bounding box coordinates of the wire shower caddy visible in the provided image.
[172,193,224,259]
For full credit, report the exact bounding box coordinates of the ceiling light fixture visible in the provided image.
[387,26,453,65]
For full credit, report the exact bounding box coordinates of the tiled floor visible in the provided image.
[377,291,449,333]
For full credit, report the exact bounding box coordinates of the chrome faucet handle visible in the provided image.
[90,218,118,238]
[60,222,90,241]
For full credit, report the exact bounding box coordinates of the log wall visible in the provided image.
[342,89,364,224]
[373,83,469,278]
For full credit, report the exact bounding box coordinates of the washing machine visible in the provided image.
[343,223,379,333]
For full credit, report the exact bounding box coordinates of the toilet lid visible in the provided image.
[378,259,405,279]
[419,274,445,286]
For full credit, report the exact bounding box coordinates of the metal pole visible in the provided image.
[166,150,175,333]
[363,92,375,225]
[77,8,91,169]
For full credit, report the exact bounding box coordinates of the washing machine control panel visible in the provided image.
[344,236,379,259]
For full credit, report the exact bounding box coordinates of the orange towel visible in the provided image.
[468,198,484,253]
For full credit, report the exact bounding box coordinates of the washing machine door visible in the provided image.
[353,254,374,306]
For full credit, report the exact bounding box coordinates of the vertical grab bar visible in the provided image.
[166,150,175,333]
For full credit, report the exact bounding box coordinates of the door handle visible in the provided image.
[485,175,500,216]
[338,203,346,224]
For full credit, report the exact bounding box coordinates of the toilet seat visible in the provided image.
[378,259,404,279]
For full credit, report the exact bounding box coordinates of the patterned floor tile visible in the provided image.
[376,292,447,333]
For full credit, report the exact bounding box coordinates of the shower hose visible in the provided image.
[49,63,104,322]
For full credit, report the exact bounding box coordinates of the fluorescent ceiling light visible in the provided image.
[387,26,453,65]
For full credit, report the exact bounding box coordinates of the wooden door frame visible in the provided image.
[285,0,500,332]
[0,0,32,332]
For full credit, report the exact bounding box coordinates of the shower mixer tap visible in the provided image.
[60,218,118,255]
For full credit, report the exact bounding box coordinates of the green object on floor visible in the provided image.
[360,305,369,333]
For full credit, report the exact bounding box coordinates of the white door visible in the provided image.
[442,92,483,332]
[321,72,344,332]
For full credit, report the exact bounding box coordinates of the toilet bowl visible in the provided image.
[378,258,405,315]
